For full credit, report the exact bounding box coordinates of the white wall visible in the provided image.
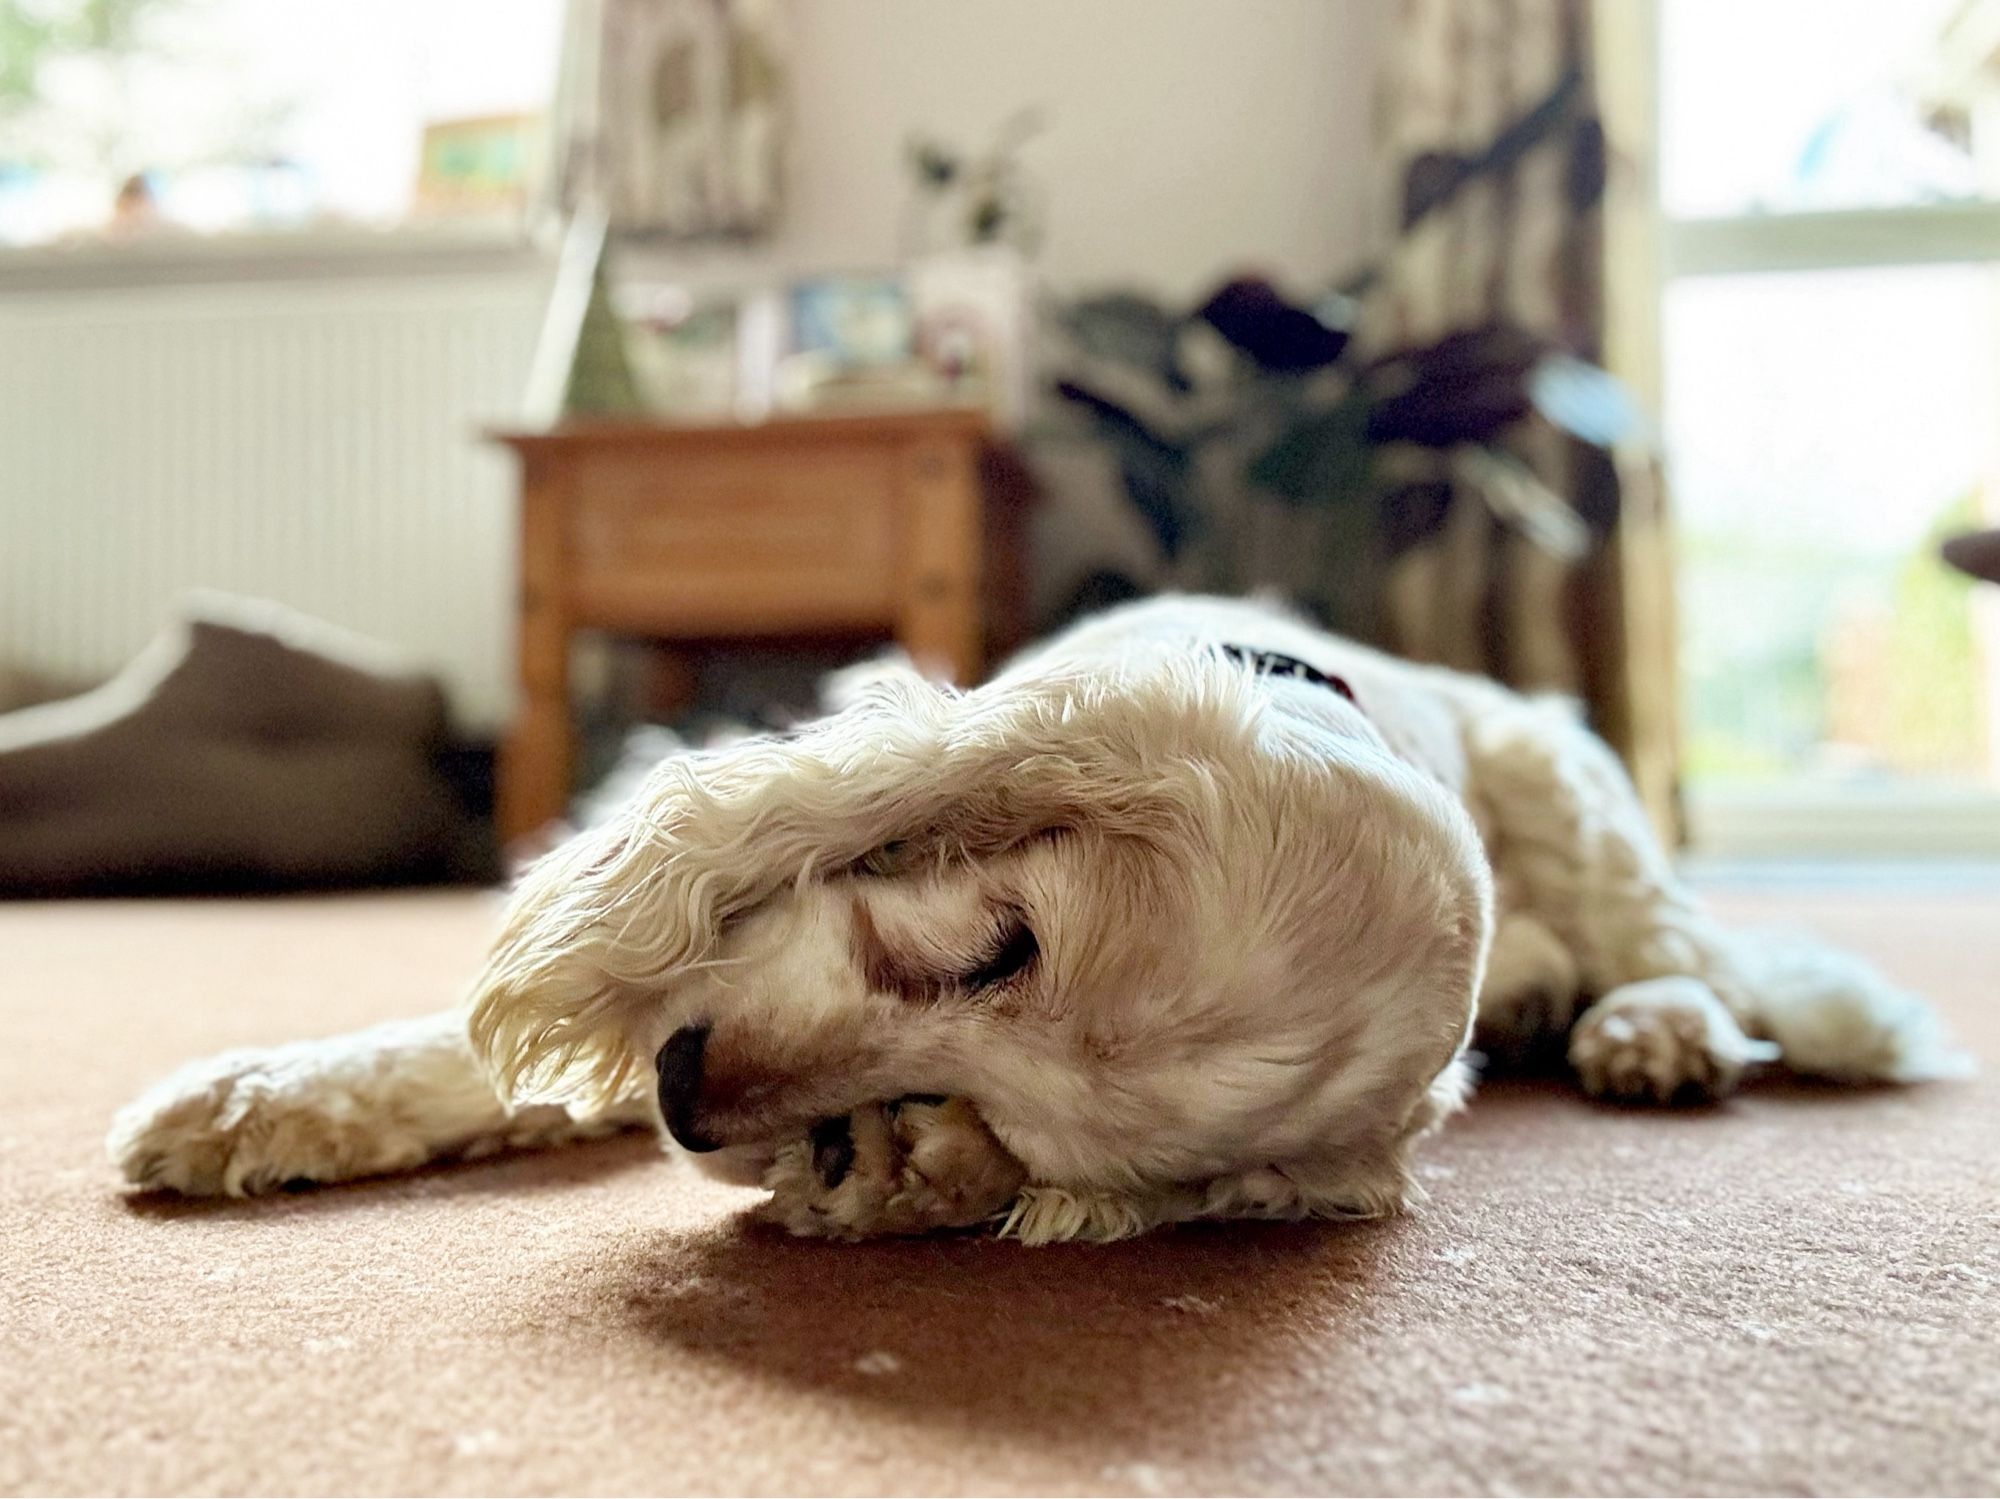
[0,3,1393,720]
[0,266,548,727]
[667,0,1393,300]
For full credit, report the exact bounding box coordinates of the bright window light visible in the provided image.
[1661,0,1984,218]
[1661,0,2000,846]
[0,0,564,245]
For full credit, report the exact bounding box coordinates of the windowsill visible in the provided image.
[1665,200,2000,277]
[1681,854,2000,889]
[1686,782,2000,859]
[0,218,553,295]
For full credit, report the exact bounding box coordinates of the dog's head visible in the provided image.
[467,653,1489,1212]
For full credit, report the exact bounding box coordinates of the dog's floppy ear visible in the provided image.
[466,659,1265,1109]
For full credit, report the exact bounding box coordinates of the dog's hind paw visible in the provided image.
[1569,977,1778,1104]
[759,1097,1026,1239]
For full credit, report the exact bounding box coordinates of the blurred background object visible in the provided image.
[0,0,564,243]
[553,0,786,238]
[1944,525,2000,584]
[1661,0,2000,853]
[0,596,493,893]
[3,0,1999,892]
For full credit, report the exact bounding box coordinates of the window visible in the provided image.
[1660,0,2000,854]
[0,0,565,247]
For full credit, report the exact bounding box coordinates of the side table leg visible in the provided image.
[897,436,984,685]
[500,462,572,842]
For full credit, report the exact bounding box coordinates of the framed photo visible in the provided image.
[787,277,915,369]
[415,114,535,218]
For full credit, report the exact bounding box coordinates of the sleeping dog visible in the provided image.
[109,595,1967,1243]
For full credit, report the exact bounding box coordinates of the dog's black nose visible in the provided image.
[656,1024,720,1152]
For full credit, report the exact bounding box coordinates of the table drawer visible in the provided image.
[565,442,902,633]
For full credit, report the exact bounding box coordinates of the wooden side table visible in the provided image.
[487,408,1029,840]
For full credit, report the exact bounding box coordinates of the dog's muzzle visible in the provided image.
[656,1024,721,1152]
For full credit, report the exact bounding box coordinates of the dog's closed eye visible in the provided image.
[854,895,1039,1006]
[960,915,1038,991]
[856,839,918,877]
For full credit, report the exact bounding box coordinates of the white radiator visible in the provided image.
[0,262,549,730]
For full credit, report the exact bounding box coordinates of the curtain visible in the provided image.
[549,0,788,239]
[1373,0,1679,834]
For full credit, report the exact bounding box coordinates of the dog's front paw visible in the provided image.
[109,1040,434,1196]
[759,1097,1026,1239]
[1569,977,1780,1104]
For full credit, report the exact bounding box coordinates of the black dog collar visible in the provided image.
[1219,643,1358,707]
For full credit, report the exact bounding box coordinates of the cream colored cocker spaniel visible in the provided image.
[108,596,1967,1243]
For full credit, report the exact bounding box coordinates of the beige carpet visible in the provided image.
[3,882,1996,1496]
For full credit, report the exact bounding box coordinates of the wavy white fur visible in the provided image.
[108,595,1971,1242]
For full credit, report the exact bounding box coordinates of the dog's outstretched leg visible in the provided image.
[1470,700,1969,1100]
[108,1010,653,1196]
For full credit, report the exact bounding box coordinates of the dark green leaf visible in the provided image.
[1060,294,1190,391]
[1248,387,1375,509]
